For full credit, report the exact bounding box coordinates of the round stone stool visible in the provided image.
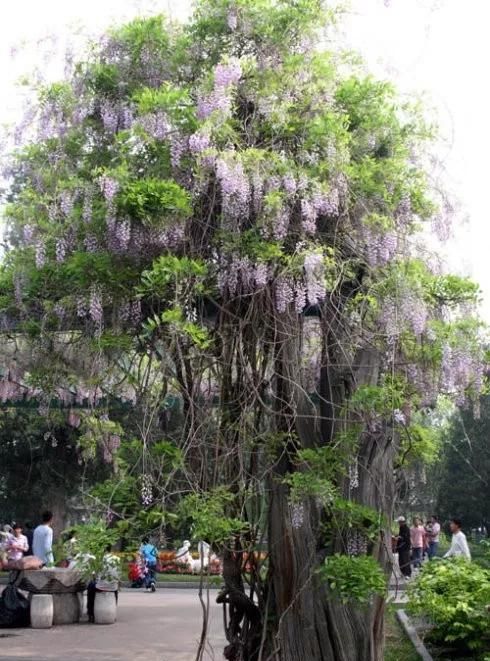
[94,591,117,624]
[30,594,53,629]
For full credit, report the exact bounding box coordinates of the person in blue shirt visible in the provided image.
[139,537,158,592]
[32,511,54,566]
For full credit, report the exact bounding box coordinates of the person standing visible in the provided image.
[444,518,471,560]
[6,523,29,564]
[410,517,425,569]
[32,511,54,566]
[139,536,158,592]
[396,516,411,579]
[426,515,441,560]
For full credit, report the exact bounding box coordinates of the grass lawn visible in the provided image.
[384,608,419,661]
[155,572,222,585]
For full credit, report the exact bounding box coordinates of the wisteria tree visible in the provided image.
[0,1,487,659]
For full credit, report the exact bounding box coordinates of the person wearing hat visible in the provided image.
[396,516,411,579]
[6,523,29,564]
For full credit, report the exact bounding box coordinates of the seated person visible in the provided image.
[128,552,146,588]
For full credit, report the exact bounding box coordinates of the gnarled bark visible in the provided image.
[265,314,394,661]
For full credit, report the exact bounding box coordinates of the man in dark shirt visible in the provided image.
[396,516,411,578]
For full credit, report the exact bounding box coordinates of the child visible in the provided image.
[128,552,145,588]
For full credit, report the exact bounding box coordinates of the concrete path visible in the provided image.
[0,589,226,661]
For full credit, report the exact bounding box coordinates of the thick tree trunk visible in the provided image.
[266,313,393,660]
[268,445,393,661]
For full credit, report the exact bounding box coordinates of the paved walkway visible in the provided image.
[0,589,226,661]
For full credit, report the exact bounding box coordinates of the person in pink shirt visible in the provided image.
[410,517,425,569]
[425,515,441,560]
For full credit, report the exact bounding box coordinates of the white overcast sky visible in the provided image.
[1,0,489,317]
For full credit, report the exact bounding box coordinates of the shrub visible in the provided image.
[407,558,490,655]
[65,519,120,581]
[321,554,386,604]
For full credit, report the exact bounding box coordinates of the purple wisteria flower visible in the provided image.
[35,241,46,268]
[251,172,264,213]
[301,199,317,235]
[48,204,58,223]
[282,174,297,196]
[89,288,103,324]
[304,252,326,305]
[216,155,250,220]
[348,459,359,489]
[275,276,294,313]
[401,294,427,336]
[76,297,87,318]
[363,226,398,267]
[23,225,35,245]
[197,59,242,120]
[197,88,232,119]
[82,190,93,224]
[100,101,119,134]
[84,234,99,253]
[99,175,119,202]
[141,474,153,505]
[89,287,104,336]
[60,190,75,217]
[120,106,134,129]
[138,111,170,140]
[291,503,305,529]
[189,131,211,153]
[214,60,242,88]
[312,187,339,217]
[170,134,188,168]
[55,237,67,263]
[254,262,269,288]
[294,281,307,313]
[396,192,411,225]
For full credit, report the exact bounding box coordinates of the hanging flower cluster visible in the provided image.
[346,530,368,556]
[216,154,250,224]
[365,229,398,267]
[141,474,153,506]
[197,59,242,120]
[379,291,428,339]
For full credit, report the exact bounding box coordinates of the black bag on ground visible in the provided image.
[0,575,30,628]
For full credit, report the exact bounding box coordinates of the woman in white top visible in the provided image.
[444,518,471,560]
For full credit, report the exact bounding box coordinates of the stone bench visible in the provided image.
[13,568,85,628]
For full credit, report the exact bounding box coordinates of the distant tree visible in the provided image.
[436,397,490,533]
[0,408,99,526]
